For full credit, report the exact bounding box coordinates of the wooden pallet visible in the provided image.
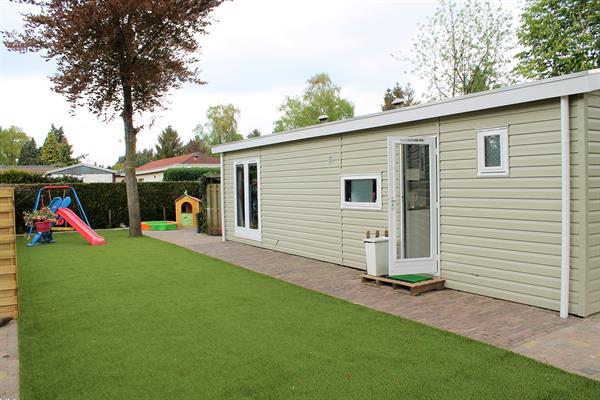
[360,274,445,296]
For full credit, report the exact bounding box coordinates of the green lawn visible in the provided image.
[16,230,600,399]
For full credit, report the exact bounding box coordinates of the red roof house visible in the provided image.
[116,152,219,182]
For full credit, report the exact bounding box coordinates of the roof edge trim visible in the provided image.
[213,69,600,154]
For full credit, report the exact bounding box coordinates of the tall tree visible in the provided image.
[274,73,354,132]
[195,104,243,148]
[39,128,63,166]
[247,129,261,138]
[17,137,41,165]
[155,126,183,159]
[112,148,155,171]
[381,83,418,111]
[410,0,514,99]
[3,0,224,237]
[39,125,79,166]
[182,134,209,154]
[0,126,29,165]
[515,0,600,79]
[53,124,77,165]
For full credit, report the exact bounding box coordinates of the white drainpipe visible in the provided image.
[560,96,570,318]
[220,153,226,241]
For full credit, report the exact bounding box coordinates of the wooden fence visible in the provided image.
[205,183,221,236]
[0,187,18,320]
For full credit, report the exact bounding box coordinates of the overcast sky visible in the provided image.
[0,0,522,166]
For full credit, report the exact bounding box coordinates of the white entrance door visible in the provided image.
[387,137,439,275]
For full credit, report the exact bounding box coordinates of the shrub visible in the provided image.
[163,167,219,182]
[0,169,82,184]
[10,181,200,233]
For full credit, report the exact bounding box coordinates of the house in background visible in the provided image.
[0,165,57,175]
[115,152,219,182]
[213,70,600,318]
[0,163,115,183]
[45,163,116,183]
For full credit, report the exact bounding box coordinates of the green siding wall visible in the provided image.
[439,98,585,316]
[587,91,600,315]
[222,96,592,316]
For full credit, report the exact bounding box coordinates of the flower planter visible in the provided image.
[34,221,52,233]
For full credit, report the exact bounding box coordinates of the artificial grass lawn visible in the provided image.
[16,231,600,400]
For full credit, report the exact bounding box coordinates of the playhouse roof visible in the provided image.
[213,69,600,154]
[175,194,202,203]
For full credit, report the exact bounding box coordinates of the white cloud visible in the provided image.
[0,0,523,166]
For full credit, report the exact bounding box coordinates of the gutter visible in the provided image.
[220,153,225,241]
[560,96,571,318]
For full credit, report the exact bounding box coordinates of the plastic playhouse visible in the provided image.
[175,194,201,228]
[27,185,106,247]
[140,192,202,231]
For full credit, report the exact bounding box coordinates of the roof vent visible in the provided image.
[318,114,329,123]
[391,97,405,108]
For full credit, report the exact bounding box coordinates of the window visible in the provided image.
[233,159,261,241]
[341,174,382,210]
[477,127,509,176]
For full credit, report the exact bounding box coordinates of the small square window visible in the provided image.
[341,174,382,210]
[484,134,501,167]
[477,127,509,176]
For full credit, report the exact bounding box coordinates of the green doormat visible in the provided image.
[387,274,433,283]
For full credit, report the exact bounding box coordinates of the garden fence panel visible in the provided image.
[206,183,221,235]
[0,187,19,320]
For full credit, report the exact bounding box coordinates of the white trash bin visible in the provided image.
[363,236,389,276]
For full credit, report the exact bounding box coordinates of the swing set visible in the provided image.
[27,185,105,247]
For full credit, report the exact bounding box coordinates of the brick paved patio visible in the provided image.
[146,229,600,381]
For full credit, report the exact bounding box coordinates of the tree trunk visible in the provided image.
[122,84,142,237]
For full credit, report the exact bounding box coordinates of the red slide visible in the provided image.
[56,208,106,246]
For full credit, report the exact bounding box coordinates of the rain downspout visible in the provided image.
[560,96,570,319]
[220,153,225,242]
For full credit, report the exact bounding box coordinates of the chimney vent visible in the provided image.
[391,97,405,108]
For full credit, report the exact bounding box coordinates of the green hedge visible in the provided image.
[163,167,220,182]
[0,169,82,184]
[11,182,200,233]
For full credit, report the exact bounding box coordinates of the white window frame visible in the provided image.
[477,127,509,176]
[233,158,261,241]
[340,173,382,210]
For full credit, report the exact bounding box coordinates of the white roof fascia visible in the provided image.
[212,69,600,154]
